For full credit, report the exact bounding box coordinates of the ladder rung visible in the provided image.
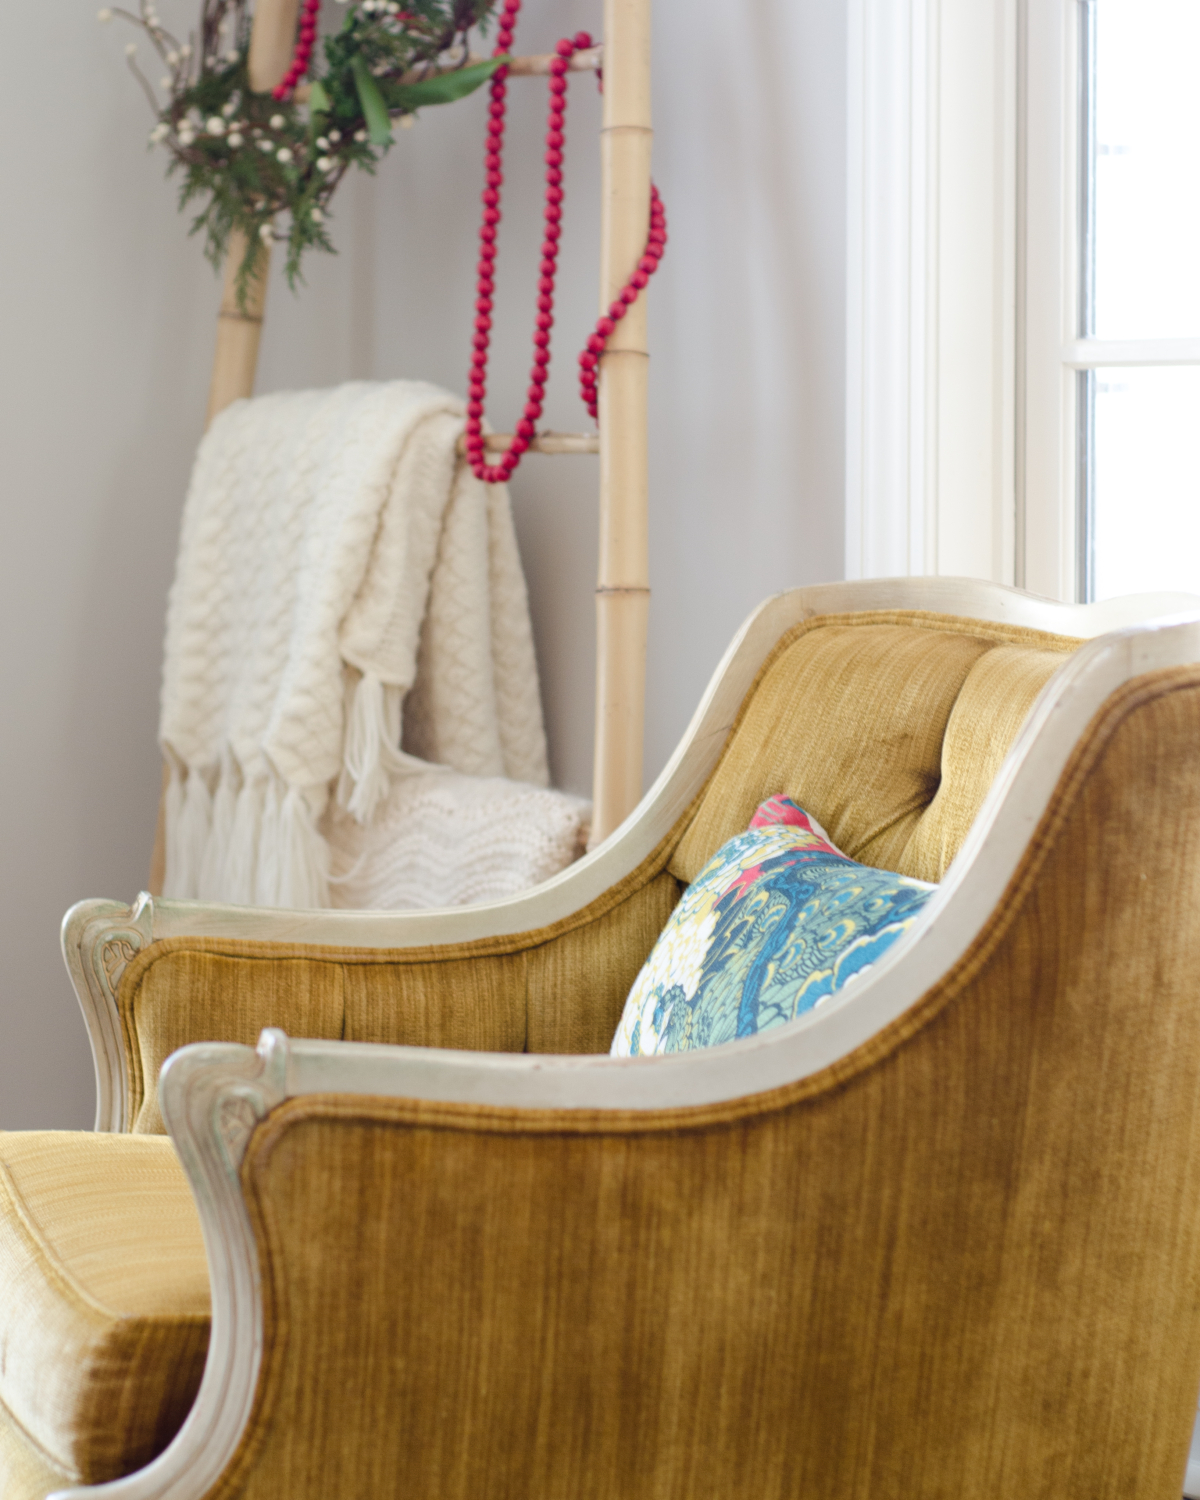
[293,49,601,106]
[456,431,599,457]
[484,48,603,76]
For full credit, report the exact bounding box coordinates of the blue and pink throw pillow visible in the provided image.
[610,796,935,1057]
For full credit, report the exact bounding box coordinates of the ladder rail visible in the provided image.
[204,0,299,427]
[592,0,652,843]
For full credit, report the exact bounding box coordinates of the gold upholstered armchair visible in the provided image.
[7,576,1200,1500]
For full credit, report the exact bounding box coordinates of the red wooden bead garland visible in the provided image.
[464,0,668,483]
[464,5,582,482]
[577,183,667,421]
[276,0,671,479]
[274,0,322,100]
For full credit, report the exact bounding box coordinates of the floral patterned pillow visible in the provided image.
[610,796,935,1057]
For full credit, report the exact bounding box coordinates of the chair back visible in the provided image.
[672,610,1079,883]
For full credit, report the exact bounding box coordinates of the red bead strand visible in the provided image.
[464,4,668,483]
[273,0,322,99]
[465,10,586,482]
[577,184,667,421]
[271,0,670,476]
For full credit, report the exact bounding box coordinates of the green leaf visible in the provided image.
[351,54,393,145]
[383,54,505,113]
[308,78,331,119]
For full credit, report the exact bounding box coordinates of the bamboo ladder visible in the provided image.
[152,0,651,889]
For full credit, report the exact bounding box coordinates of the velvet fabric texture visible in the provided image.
[9,608,1147,1497]
[119,612,1078,1134]
[670,613,1077,883]
[211,667,1200,1500]
[119,869,682,1134]
[0,1133,209,1488]
[0,1396,68,1500]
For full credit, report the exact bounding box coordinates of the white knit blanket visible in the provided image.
[160,379,552,908]
[325,769,590,910]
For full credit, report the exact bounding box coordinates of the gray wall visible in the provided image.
[0,0,845,1128]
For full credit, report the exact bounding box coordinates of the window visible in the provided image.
[847,0,1200,606]
[1075,0,1200,599]
[1022,0,1200,602]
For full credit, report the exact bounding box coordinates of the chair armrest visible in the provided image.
[61,894,156,1132]
[65,859,682,1135]
[66,566,841,1135]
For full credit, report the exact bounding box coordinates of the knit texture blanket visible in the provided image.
[324,769,590,910]
[160,379,550,908]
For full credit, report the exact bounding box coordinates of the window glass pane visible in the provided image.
[1092,366,1200,599]
[1092,0,1200,339]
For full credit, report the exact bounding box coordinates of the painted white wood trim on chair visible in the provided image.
[49,1034,288,1500]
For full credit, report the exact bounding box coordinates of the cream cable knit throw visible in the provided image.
[324,770,590,911]
[160,379,551,908]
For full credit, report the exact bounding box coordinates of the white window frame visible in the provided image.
[1021,0,1200,603]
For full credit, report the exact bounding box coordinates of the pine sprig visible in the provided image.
[100,0,501,305]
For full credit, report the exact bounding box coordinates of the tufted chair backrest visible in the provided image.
[670,611,1080,886]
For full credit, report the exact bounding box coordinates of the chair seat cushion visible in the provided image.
[0,1131,210,1485]
[612,798,935,1055]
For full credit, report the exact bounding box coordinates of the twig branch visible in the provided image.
[126,53,163,115]
[111,0,500,293]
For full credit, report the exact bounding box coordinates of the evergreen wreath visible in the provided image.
[99,0,503,301]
